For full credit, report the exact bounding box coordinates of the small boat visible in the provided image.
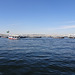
[8,35,20,40]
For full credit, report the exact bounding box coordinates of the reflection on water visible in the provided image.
[0,38,75,75]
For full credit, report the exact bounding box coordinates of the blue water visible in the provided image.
[0,38,75,75]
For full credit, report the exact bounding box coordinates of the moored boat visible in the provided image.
[8,35,20,40]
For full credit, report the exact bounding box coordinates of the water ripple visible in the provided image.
[0,38,75,75]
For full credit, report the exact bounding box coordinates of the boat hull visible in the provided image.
[8,36,19,40]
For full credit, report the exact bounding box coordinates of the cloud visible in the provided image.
[47,25,75,31]
[65,21,75,23]
[60,25,75,29]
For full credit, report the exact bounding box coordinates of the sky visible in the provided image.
[0,0,75,35]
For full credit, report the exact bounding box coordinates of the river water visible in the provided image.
[0,38,75,75]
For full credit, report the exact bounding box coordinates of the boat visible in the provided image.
[8,35,20,40]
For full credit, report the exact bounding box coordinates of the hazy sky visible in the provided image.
[0,0,75,35]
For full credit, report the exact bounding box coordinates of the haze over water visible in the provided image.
[0,38,75,75]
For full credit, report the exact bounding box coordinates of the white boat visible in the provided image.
[8,35,20,40]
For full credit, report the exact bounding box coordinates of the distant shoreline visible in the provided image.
[0,33,75,39]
